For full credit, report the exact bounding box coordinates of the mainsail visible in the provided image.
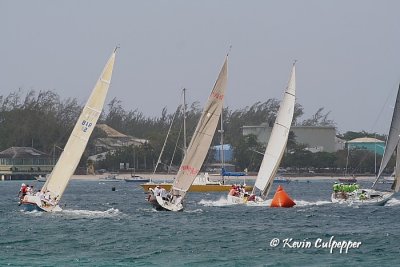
[392,144,400,192]
[253,63,296,198]
[42,49,117,202]
[372,84,400,187]
[171,57,228,199]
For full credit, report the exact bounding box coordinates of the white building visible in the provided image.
[242,123,339,152]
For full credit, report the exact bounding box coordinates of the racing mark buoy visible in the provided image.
[270,185,296,208]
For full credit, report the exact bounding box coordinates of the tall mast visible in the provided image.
[219,112,225,184]
[220,112,224,167]
[182,88,187,156]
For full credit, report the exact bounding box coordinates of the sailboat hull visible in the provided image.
[146,190,183,211]
[20,202,46,212]
[141,183,252,192]
[227,194,263,204]
[20,195,62,212]
[331,189,393,206]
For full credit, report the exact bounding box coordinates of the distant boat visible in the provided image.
[147,55,228,211]
[99,174,122,182]
[221,167,246,177]
[227,63,296,206]
[141,173,252,192]
[274,177,291,183]
[20,48,117,212]
[338,177,357,184]
[124,175,150,183]
[332,84,400,206]
[35,175,48,182]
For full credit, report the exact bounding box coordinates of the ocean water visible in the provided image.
[1,179,399,266]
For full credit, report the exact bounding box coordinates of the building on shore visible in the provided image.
[93,124,148,154]
[346,137,385,155]
[242,123,340,152]
[0,147,54,180]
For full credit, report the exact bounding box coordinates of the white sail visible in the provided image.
[254,64,296,198]
[171,57,228,199]
[392,143,400,192]
[42,49,117,202]
[373,84,400,187]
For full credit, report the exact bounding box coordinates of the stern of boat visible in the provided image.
[20,195,62,212]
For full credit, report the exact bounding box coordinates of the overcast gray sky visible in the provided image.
[2,0,400,134]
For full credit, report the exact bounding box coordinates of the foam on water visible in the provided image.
[199,196,236,207]
[294,199,331,207]
[199,197,331,208]
[385,197,400,206]
[184,208,203,213]
[60,208,121,218]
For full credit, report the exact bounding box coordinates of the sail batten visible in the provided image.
[42,50,116,202]
[171,57,228,199]
[253,64,296,198]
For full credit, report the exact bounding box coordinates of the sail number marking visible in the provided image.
[212,92,224,100]
[180,165,199,175]
[81,120,93,132]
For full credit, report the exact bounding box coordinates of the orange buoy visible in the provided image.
[270,185,296,208]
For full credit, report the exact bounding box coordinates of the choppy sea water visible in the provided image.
[1,179,399,266]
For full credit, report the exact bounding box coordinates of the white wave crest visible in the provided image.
[199,197,331,208]
[294,200,331,207]
[61,208,121,218]
[184,208,203,213]
[198,196,236,207]
[385,197,400,206]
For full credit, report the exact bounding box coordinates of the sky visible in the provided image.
[1,0,400,134]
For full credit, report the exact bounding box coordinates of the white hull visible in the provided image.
[227,194,263,204]
[146,189,183,212]
[20,195,62,212]
[331,189,393,206]
[155,195,183,212]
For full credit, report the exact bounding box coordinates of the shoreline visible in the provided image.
[70,173,377,182]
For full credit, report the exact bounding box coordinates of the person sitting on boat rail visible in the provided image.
[333,182,339,192]
[240,185,246,194]
[160,187,168,200]
[247,194,256,202]
[26,185,35,195]
[153,185,161,196]
[18,183,27,198]
[228,185,237,196]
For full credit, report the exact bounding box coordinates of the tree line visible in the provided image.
[0,89,390,175]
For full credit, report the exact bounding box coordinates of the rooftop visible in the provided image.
[0,147,49,159]
[347,137,385,144]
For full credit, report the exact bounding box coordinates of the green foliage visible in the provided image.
[8,89,392,174]
[338,131,386,141]
[301,107,336,127]
[232,134,264,171]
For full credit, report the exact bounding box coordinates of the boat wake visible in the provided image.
[199,197,331,207]
[184,208,203,213]
[385,197,400,206]
[61,208,122,218]
[198,196,236,207]
[294,200,331,207]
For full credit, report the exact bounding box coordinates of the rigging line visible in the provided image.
[169,120,183,174]
[370,85,397,133]
[153,105,180,175]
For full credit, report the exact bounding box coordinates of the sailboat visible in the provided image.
[141,88,252,193]
[146,55,228,211]
[20,48,117,212]
[227,63,296,205]
[331,84,400,206]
